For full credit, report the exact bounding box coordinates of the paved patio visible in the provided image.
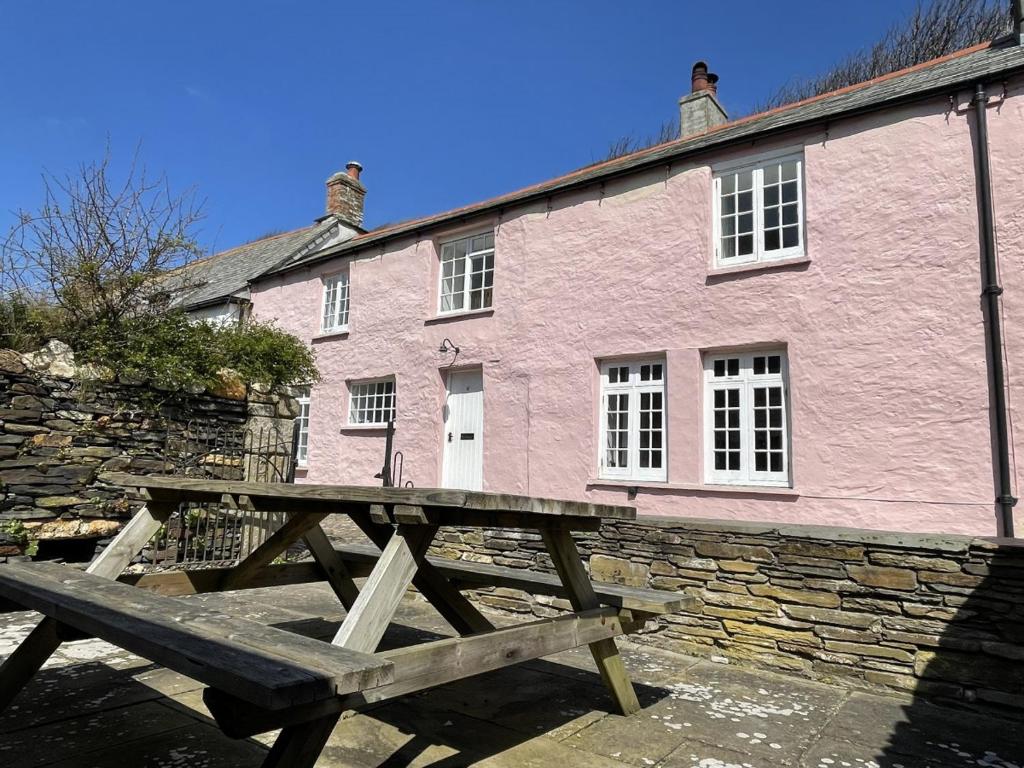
[1,582,1021,768]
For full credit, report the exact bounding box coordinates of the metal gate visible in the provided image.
[141,421,300,569]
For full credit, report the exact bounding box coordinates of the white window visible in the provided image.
[348,378,396,426]
[321,271,349,332]
[439,231,494,314]
[294,387,311,465]
[704,351,790,486]
[713,153,804,267]
[599,360,666,482]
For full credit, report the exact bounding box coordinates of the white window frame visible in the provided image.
[438,231,494,314]
[712,150,805,268]
[598,360,667,482]
[295,387,311,466]
[703,350,791,487]
[347,377,396,426]
[321,271,350,333]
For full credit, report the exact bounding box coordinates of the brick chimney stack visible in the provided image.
[678,61,728,138]
[325,161,366,228]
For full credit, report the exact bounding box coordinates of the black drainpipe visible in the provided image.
[971,81,1017,537]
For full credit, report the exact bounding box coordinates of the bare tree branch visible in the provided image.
[600,0,1012,162]
[602,118,680,162]
[1,146,205,346]
[756,0,1012,111]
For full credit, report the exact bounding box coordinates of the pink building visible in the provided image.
[250,41,1024,537]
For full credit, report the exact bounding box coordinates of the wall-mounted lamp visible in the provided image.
[438,338,460,355]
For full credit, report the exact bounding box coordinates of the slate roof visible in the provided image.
[269,37,1024,277]
[170,216,355,310]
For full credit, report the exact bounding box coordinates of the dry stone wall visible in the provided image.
[0,343,299,560]
[430,517,1024,711]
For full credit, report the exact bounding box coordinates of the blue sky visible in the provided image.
[2,1,924,254]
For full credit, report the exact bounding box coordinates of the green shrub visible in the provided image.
[0,519,29,548]
[0,295,65,352]
[217,320,321,389]
[76,311,318,391]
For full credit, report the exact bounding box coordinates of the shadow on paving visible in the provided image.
[290,618,674,766]
[293,662,671,768]
[846,540,1024,768]
[0,611,669,767]
[6,575,1024,767]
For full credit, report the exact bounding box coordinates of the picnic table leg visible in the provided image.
[261,523,437,766]
[221,510,330,591]
[221,507,362,612]
[302,524,360,611]
[0,502,172,714]
[541,527,641,716]
[350,512,494,635]
[331,524,437,653]
[260,712,341,768]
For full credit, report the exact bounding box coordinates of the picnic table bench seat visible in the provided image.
[0,561,393,711]
[330,541,694,616]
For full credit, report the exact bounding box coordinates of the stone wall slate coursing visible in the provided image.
[428,517,1024,710]
[0,345,298,559]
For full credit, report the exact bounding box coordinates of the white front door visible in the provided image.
[442,369,484,490]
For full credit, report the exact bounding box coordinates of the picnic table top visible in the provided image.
[100,472,637,521]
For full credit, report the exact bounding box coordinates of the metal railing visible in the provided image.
[140,421,299,569]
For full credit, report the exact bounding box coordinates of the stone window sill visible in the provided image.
[312,329,349,342]
[587,478,799,497]
[424,308,494,325]
[706,255,811,281]
[339,424,391,433]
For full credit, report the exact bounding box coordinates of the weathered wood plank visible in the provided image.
[349,513,494,636]
[90,502,176,579]
[392,504,428,524]
[204,607,639,739]
[101,471,636,520]
[0,618,64,715]
[0,502,173,714]
[302,525,360,610]
[332,541,691,614]
[124,480,607,530]
[0,562,392,709]
[332,525,436,652]
[365,606,631,701]
[542,527,640,715]
[119,562,324,596]
[220,511,328,591]
[260,712,340,768]
[119,544,691,617]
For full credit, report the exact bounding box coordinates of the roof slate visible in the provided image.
[171,217,352,309]
[272,39,1024,277]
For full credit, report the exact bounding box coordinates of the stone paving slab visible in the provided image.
[0,700,196,768]
[1,584,1022,768]
[560,661,844,767]
[43,720,270,768]
[817,692,1024,768]
[0,659,165,734]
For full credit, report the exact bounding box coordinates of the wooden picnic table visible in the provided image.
[0,472,693,768]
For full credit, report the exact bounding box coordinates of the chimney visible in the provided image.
[1014,0,1023,44]
[678,61,728,137]
[325,161,366,228]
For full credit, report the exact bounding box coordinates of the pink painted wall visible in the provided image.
[252,82,1024,536]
